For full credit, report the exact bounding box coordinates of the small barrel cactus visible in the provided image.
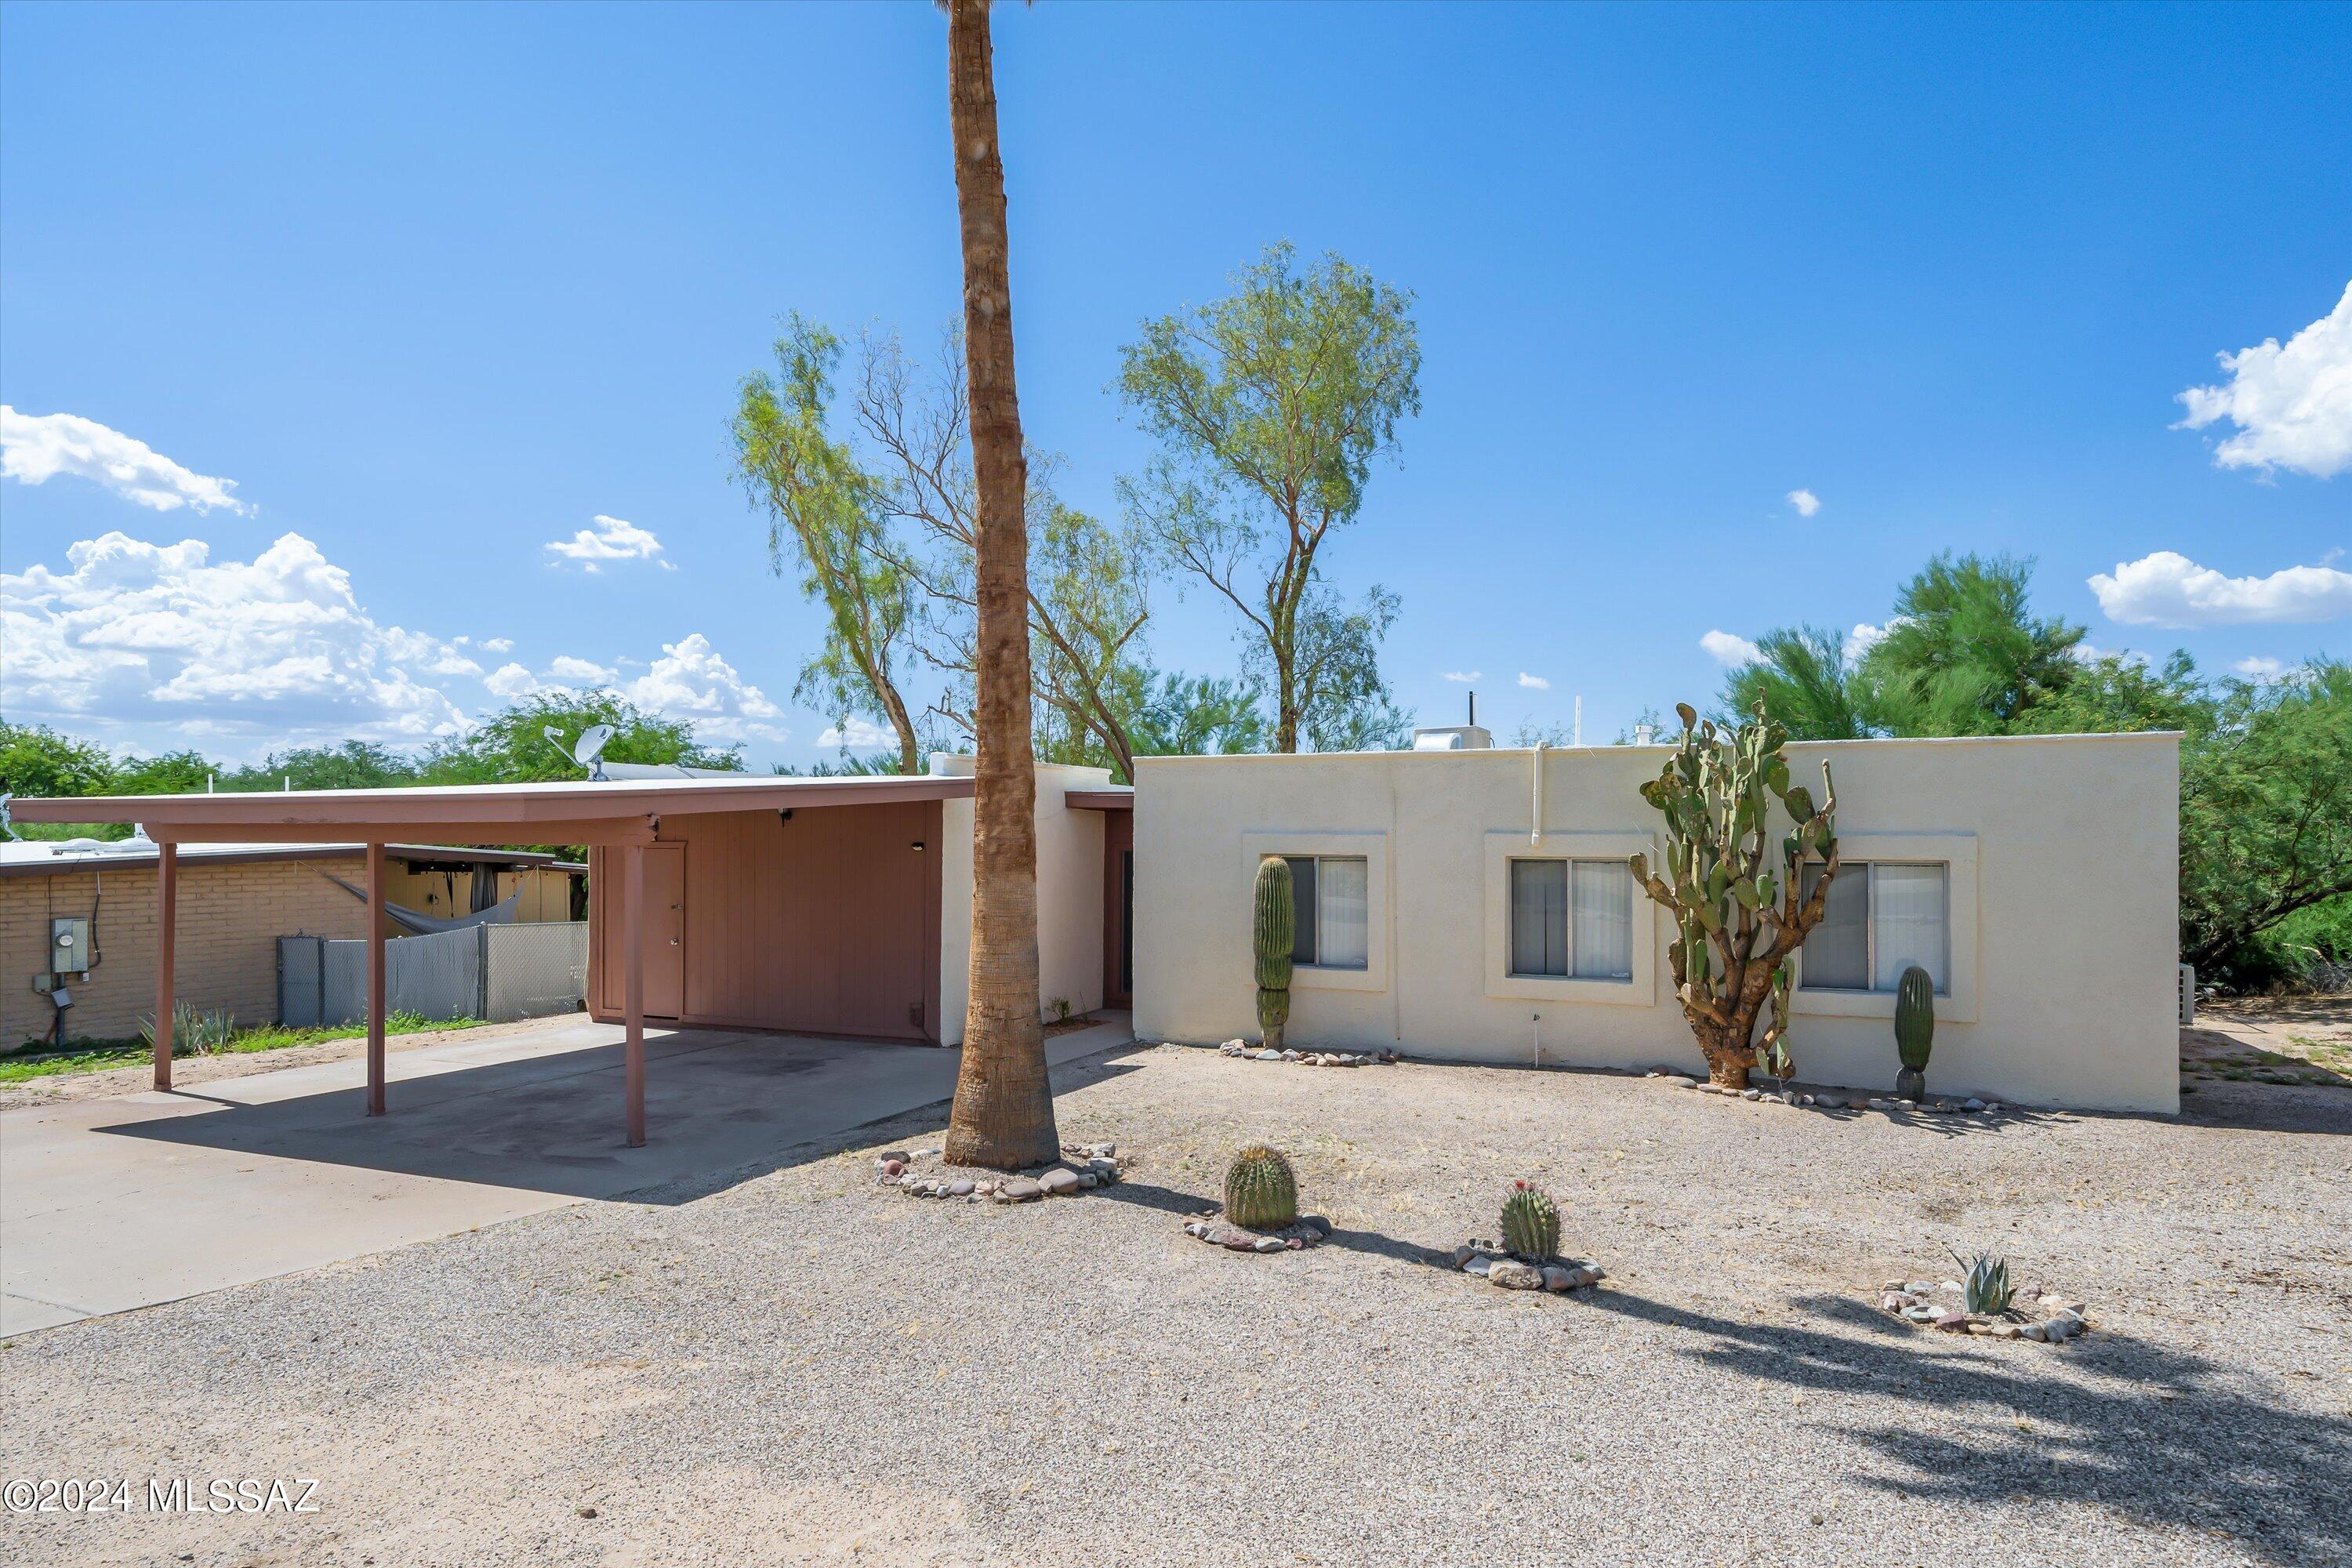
[1254,858,1294,1051]
[1894,964,1934,1100]
[1499,1179,1561,1261]
[1224,1143,1298,1230]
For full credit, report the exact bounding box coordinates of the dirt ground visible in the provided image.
[2,1029,2345,1566]
[2184,993,2352,1088]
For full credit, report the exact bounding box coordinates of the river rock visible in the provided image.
[1038,1169,1082,1196]
[1487,1260,1545,1290]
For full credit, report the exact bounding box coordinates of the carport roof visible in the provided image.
[8,772,977,848]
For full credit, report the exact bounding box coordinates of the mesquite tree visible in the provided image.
[1629,702,1842,1090]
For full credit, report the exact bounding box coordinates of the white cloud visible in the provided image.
[1,530,466,744]
[2072,641,2151,669]
[1515,672,1549,690]
[816,717,893,750]
[481,637,514,653]
[2,406,250,515]
[1842,622,1889,661]
[1700,630,1762,666]
[483,662,540,699]
[1786,488,1820,517]
[1443,670,1481,683]
[2174,281,2352,479]
[544,514,671,572]
[2087,550,2352,627]
[620,633,785,744]
[546,654,618,684]
[2233,655,2296,681]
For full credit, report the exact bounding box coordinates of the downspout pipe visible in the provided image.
[1530,741,1547,845]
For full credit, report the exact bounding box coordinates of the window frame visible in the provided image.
[1481,830,1658,1006]
[1791,832,1979,1024]
[1281,852,1370,972]
[1242,831,1388,993]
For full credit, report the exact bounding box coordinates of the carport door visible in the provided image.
[644,844,685,1018]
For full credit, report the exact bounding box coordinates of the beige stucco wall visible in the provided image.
[1133,734,2180,1114]
[2,856,373,1049]
[935,760,1110,1045]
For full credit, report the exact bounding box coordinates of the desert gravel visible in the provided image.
[2,1041,2346,1566]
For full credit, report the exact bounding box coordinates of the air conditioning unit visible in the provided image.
[2177,963,2195,1028]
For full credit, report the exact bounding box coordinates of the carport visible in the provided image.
[9,774,976,1146]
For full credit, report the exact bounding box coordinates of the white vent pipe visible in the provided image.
[1530,741,1546,845]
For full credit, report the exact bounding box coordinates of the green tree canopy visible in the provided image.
[1859,553,2085,735]
[0,720,115,798]
[421,691,741,785]
[1117,242,1420,753]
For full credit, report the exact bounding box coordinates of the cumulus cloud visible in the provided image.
[2174,281,2352,479]
[483,662,541,699]
[1842,622,1890,661]
[1,531,466,743]
[619,634,785,744]
[1786,488,1820,517]
[2087,550,2352,627]
[546,654,618,684]
[1443,670,1481,683]
[544,514,670,572]
[2,406,250,515]
[1700,630,1762,666]
[1515,672,1549,690]
[2233,655,2296,681]
[816,717,893,750]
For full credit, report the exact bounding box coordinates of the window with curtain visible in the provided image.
[1280,855,1369,971]
[1572,861,1633,980]
[1507,858,1632,982]
[1798,861,1949,994]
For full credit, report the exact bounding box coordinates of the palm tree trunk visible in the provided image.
[942,0,1058,1169]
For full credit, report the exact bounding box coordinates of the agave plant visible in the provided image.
[140,1003,237,1058]
[1951,1247,2016,1316]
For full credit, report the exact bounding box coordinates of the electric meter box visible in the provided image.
[50,916,93,975]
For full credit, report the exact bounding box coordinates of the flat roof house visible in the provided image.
[1131,730,2181,1115]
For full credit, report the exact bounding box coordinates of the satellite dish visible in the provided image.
[543,724,616,782]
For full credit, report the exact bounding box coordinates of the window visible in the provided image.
[1506,858,1632,982]
[1800,862,1949,994]
[1282,855,1369,971]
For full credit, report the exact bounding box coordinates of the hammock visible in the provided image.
[324,875,521,935]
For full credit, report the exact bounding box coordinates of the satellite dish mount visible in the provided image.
[544,724,616,782]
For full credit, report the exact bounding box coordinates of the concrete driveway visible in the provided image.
[0,1012,1131,1334]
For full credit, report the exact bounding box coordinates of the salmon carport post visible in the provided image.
[7,773,978,1145]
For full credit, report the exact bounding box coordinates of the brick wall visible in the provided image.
[2,857,376,1050]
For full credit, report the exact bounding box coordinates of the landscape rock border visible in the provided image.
[875,1142,1124,1203]
[1215,1040,1400,1068]
[1644,1066,2005,1118]
[1182,1211,1334,1253]
[1445,1244,1606,1294]
[1875,1277,2092,1343]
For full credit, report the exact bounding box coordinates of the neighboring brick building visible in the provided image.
[2,840,580,1050]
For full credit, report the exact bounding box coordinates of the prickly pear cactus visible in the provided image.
[1628,700,1842,1091]
[1224,1143,1298,1231]
[1254,858,1294,1051]
[1499,1180,1561,1261]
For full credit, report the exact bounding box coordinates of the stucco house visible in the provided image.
[1131,728,2181,1114]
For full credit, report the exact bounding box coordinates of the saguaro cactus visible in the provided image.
[1254,857,1294,1051]
[1629,701,1842,1091]
[1894,964,1934,1100]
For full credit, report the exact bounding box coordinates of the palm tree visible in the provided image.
[941,0,1058,1168]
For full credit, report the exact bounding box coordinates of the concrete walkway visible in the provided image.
[0,1012,1131,1334]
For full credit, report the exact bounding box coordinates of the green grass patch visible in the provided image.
[2,1011,487,1083]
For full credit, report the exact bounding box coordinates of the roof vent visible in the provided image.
[1410,724,1494,751]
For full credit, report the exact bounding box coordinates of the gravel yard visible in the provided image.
[2,1040,2346,1566]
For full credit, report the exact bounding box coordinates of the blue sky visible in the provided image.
[3,1,2347,765]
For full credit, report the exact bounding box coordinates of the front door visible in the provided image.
[644,844,685,1018]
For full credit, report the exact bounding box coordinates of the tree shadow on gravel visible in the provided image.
[1578,1283,2350,1565]
[1093,1179,1432,1264]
